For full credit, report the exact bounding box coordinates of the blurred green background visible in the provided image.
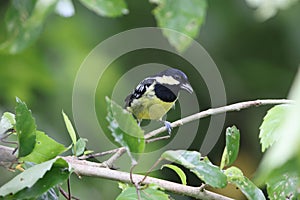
[1,0,299,199]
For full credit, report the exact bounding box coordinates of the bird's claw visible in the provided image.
[164,121,172,135]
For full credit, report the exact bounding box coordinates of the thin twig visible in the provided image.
[145,99,294,139]
[146,135,170,143]
[139,157,163,185]
[67,178,71,200]
[59,186,80,200]
[78,148,122,160]
[102,147,126,168]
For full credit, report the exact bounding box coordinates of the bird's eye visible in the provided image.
[174,75,181,80]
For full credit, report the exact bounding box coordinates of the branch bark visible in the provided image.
[63,156,234,200]
[145,99,294,139]
[0,99,294,199]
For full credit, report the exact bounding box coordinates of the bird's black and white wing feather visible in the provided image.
[124,78,155,108]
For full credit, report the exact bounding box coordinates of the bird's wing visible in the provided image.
[124,78,154,108]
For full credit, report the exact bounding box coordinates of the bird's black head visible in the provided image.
[155,68,193,94]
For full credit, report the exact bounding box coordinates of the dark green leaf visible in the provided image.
[220,126,240,169]
[73,138,88,156]
[259,104,291,152]
[116,187,169,200]
[15,97,37,158]
[36,186,59,200]
[79,0,128,17]
[152,0,207,52]
[0,158,70,198]
[106,97,145,164]
[0,0,58,54]
[265,160,300,200]
[161,150,227,188]
[162,164,187,185]
[62,111,77,147]
[20,131,66,163]
[0,112,15,136]
[225,166,265,200]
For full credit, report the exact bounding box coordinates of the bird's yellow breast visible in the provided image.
[127,84,177,120]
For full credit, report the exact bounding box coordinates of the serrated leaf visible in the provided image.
[20,131,66,163]
[220,126,240,169]
[161,150,227,188]
[259,104,291,152]
[73,138,88,156]
[106,97,145,164]
[225,166,265,200]
[79,0,128,17]
[162,164,187,185]
[0,158,70,198]
[151,0,207,52]
[256,70,300,184]
[0,0,58,54]
[15,97,37,158]
[0,112,15,136]
[62,111,77,146]
[116,187,169,200]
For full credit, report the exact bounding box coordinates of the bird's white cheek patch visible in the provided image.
[154,76,180,85]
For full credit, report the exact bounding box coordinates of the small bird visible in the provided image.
[125,68,193,134]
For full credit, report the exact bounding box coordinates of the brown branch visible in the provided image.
[63,156,234,200]
[145,99,294,139]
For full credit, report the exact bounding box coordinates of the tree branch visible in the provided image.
[0,99,294,199]
[144,99,294,139]
[63,156,234,200]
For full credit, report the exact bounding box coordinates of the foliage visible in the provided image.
[0,0,300,199]
[1,89,300,199]
[220,125,240,169]
[106,97,145,165]
[151,0,207,52]
[255,70,300,199]
[161,150,227,188]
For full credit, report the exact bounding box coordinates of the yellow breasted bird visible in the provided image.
[125,68,193,134]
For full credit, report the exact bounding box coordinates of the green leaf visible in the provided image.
[73,138,88,156]
[162,164,187,185]
[151,0,207,52]
[116,187,169,200]
[106,97,145,165]
[15,97,37,158]
[20,131,66,163]
[259,104,291,152]
[256,70,300,184]
[0,112,15,136]
[62,111,77,146]
[266,160,300,200]
[224,166,265,200]
[161,150,227,188]
[79,0,128,17]
[36,186,59,200]
[0,0,58,54]
[0,158,70,198]
[220,126,240,169]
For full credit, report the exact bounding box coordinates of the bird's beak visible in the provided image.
[180,82,193,94]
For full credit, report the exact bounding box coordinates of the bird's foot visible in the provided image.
[164,121,172,135]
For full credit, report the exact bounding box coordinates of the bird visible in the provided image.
[125,68,193,134]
